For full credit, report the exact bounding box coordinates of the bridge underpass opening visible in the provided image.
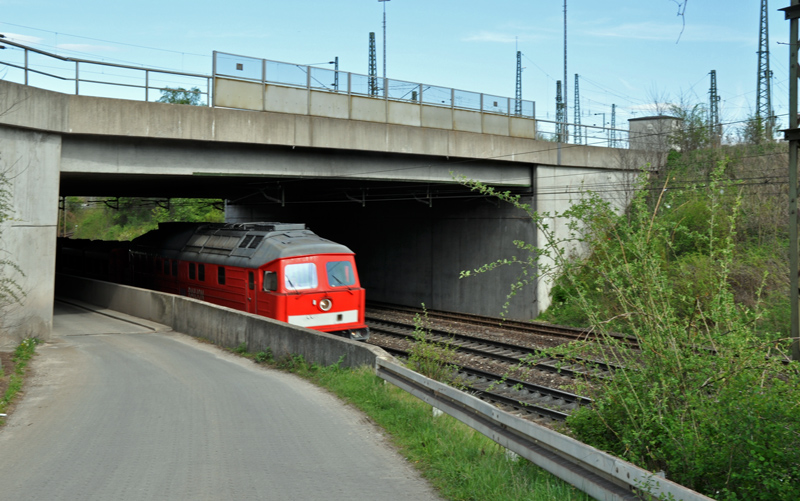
[58,173,539,322]
[223,179,539,320]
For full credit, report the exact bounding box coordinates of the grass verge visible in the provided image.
[0,338,39,425]
[236,349,589,501]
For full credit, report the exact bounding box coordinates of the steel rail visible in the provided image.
[373,341,590,422]
[366,301,639,348]
[367,318,617,377]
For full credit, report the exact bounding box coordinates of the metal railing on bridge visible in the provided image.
[0,37,630,148]
[213,50,536,118]
[0,37,212,105]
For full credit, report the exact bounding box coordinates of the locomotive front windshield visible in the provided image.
[326,261,356,286]
[284,263,318,290]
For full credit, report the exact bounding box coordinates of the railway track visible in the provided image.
[367,318,617,380]
[377,344,591,423]
[367,301,639,349]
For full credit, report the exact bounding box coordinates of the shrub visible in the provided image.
[459,162,800,499]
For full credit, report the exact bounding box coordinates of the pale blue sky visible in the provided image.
[0,1,789,142]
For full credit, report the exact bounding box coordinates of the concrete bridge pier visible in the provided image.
[0,125,60,347]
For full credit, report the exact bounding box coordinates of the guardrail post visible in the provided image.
[75,61,79,95]
[24,49,28,86]
[145,70,149,102]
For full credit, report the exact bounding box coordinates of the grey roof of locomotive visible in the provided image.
[130,222,354,268]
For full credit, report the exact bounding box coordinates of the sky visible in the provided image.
[0,1,791,143]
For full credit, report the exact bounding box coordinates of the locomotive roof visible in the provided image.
[130,222,353,267]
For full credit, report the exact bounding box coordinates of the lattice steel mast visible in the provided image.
[709,70,721,146]
[368,32,378,96]
[574,74,582,144]
[610,104,616,147]
[758,0,774,138]
[556,80,565,142]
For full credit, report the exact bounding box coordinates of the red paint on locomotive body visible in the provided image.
[59,222,369,341]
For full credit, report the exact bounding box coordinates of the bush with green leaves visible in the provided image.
[459,162,800,500]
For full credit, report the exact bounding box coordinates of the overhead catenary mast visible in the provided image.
[757,0,773,139]
[556,80,565,142]
[709,70,721,146]
[610,104,616,147]
[368,32,378,96]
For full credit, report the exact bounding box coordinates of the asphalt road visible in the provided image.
[0,301,440,500]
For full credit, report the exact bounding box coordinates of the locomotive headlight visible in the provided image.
[319,298,333,312]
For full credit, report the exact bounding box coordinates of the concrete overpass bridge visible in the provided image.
[0,47,648,346]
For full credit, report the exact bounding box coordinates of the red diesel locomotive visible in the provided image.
[61,222,370,341]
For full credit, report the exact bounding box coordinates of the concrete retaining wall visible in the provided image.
[56,274,385,369]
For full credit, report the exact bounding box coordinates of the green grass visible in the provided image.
[0,338,39,424]
[268,354,590,501]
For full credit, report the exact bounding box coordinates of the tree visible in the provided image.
[668,102,710,152]
[738,113,777,145]
[157,86,204,106]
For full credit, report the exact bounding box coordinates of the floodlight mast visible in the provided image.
[379,0,390,82]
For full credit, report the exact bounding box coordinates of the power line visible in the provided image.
[0,22,209,59]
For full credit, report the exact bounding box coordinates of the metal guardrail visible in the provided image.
[376,357,713,501]
[0,37,212,105]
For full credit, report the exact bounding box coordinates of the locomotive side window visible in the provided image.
[198,264,205,282]
[171,260,178,276]
[326,261,355,286]
[189,262,196,280]
[263,271,277,291]
[284,263,318,290]
[248,271,255,290]
[163,260,170,275]
[218,266,226,285]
